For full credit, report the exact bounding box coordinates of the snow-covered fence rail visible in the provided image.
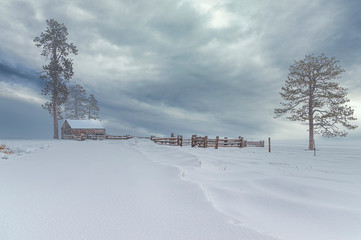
[63,134,106,140]
[151,135,266,149]
[244,140,265,147]
[106,135,133,140]
[152,137,177,145]
[216,137,245,148]
[191,135,245,149]
[182,138,192,146]
[151,136,184,146]
[62,134,86,141]
[87,134,106,140]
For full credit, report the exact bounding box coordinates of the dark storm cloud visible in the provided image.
[0,63,23,78]
[0,61,42,88]
[0,0,360,139]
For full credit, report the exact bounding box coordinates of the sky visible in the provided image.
[0,0,360,142]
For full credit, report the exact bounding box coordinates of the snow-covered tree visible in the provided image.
[64,84,88,120]
[275,53,357,150]
[34,19,78,139]
[87,94,100,120]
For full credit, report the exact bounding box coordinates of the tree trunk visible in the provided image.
[52,47,59,139]
[309,118,314,150]
[53,96,59,139]
[308,99,314,150]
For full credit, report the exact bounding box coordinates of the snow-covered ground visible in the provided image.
[0,139,360,240]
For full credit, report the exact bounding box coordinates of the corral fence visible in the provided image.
[244,140,265,147]
[151,135,268,150]
[106,135,133,140]
[63,134,134,141]
[151,135,186,146]
[67,132,271,152]
[62,134,106,141]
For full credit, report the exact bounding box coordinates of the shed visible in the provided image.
[61,119,106,140]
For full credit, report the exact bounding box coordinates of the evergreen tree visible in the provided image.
[34,19,78,139]
[275,53,357,150]
[64,84,88,120]
[87,94,100,120]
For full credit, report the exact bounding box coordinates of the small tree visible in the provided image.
[87,94,100,120]
[34,19,78,139]
[275,53,357,150]
[64,84,88,120]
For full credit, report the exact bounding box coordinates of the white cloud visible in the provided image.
[0,82,46,105]
[185,0,240,29]
[73,35,161,91]
[65,3,95,22]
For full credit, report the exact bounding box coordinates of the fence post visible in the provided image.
[241,137,244,148]
[215,136,219,149]
[314,140,316,156]
[238,136,242,148]
[204,136,208,148]
[180,135,183,147]
[177,135,180,146]
[244,140,247,147]
[268,137,271,152]
[191,135,196,148]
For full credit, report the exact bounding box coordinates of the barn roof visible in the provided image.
[66,119,105,129]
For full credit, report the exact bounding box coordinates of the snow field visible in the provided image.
[0,139,360,240]
[0,140,274,240]
[135,139,361,240]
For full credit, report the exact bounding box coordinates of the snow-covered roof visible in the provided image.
[66,119,105,129]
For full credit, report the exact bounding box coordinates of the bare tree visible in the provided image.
[275,53,357,150]
[34,19,78,139]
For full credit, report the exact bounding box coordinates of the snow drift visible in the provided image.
[0,139,360,240]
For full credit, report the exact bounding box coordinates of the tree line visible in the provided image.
[34,19,357,148]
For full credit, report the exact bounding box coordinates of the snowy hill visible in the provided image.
[0,139,360,240]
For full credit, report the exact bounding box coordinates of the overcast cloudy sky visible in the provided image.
[1,0,360,141]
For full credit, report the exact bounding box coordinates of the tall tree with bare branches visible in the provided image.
[34,19,78,139]
[275,53,357,150]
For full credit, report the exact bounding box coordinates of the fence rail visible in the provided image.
[151,136,184,146]
[244,140,265,147]
[151,135,266,149]
[63,134,106,141]
[63,133,268,150]
[106,135,133,140]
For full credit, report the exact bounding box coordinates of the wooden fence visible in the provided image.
[151,135,266,149]
[64,132,267,150]
[244,140,265,147]
[62,134,106,141]
[151,136,186,146]
[106,135,133,140]
[191,135,246,149]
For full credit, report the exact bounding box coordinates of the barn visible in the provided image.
[61,119,106,140]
